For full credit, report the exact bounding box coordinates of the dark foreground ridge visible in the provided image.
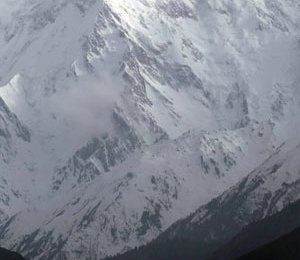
[238,226,300,260]
[0,247,26,260]
[105,198,300,260]
[211,199,300,259]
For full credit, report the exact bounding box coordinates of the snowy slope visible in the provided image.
[0,97,30,223]
[105,0,300,137]
[0,0,299,259]
[0,0,299,147]
[107,139,300,260]
[0,122,274,259]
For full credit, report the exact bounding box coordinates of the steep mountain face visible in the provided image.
[0,0,299,259]
[0,97,30,223]
[0,97,30,164]
[106,141,300,260]
[1,0,299,147]
[0,122,274,259]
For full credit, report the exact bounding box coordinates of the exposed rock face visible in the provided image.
[106,141,300,260]
[0,97,30,223]
[0,0,299,259]
[0,122,275,260]
[0,97,30,162]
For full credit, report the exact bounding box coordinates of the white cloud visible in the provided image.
[50,75,122,140]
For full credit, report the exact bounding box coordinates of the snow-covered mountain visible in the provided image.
[0,97,30,223]
[106,140,300,260]
[0,0,299,259]
[0,122,275,259]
